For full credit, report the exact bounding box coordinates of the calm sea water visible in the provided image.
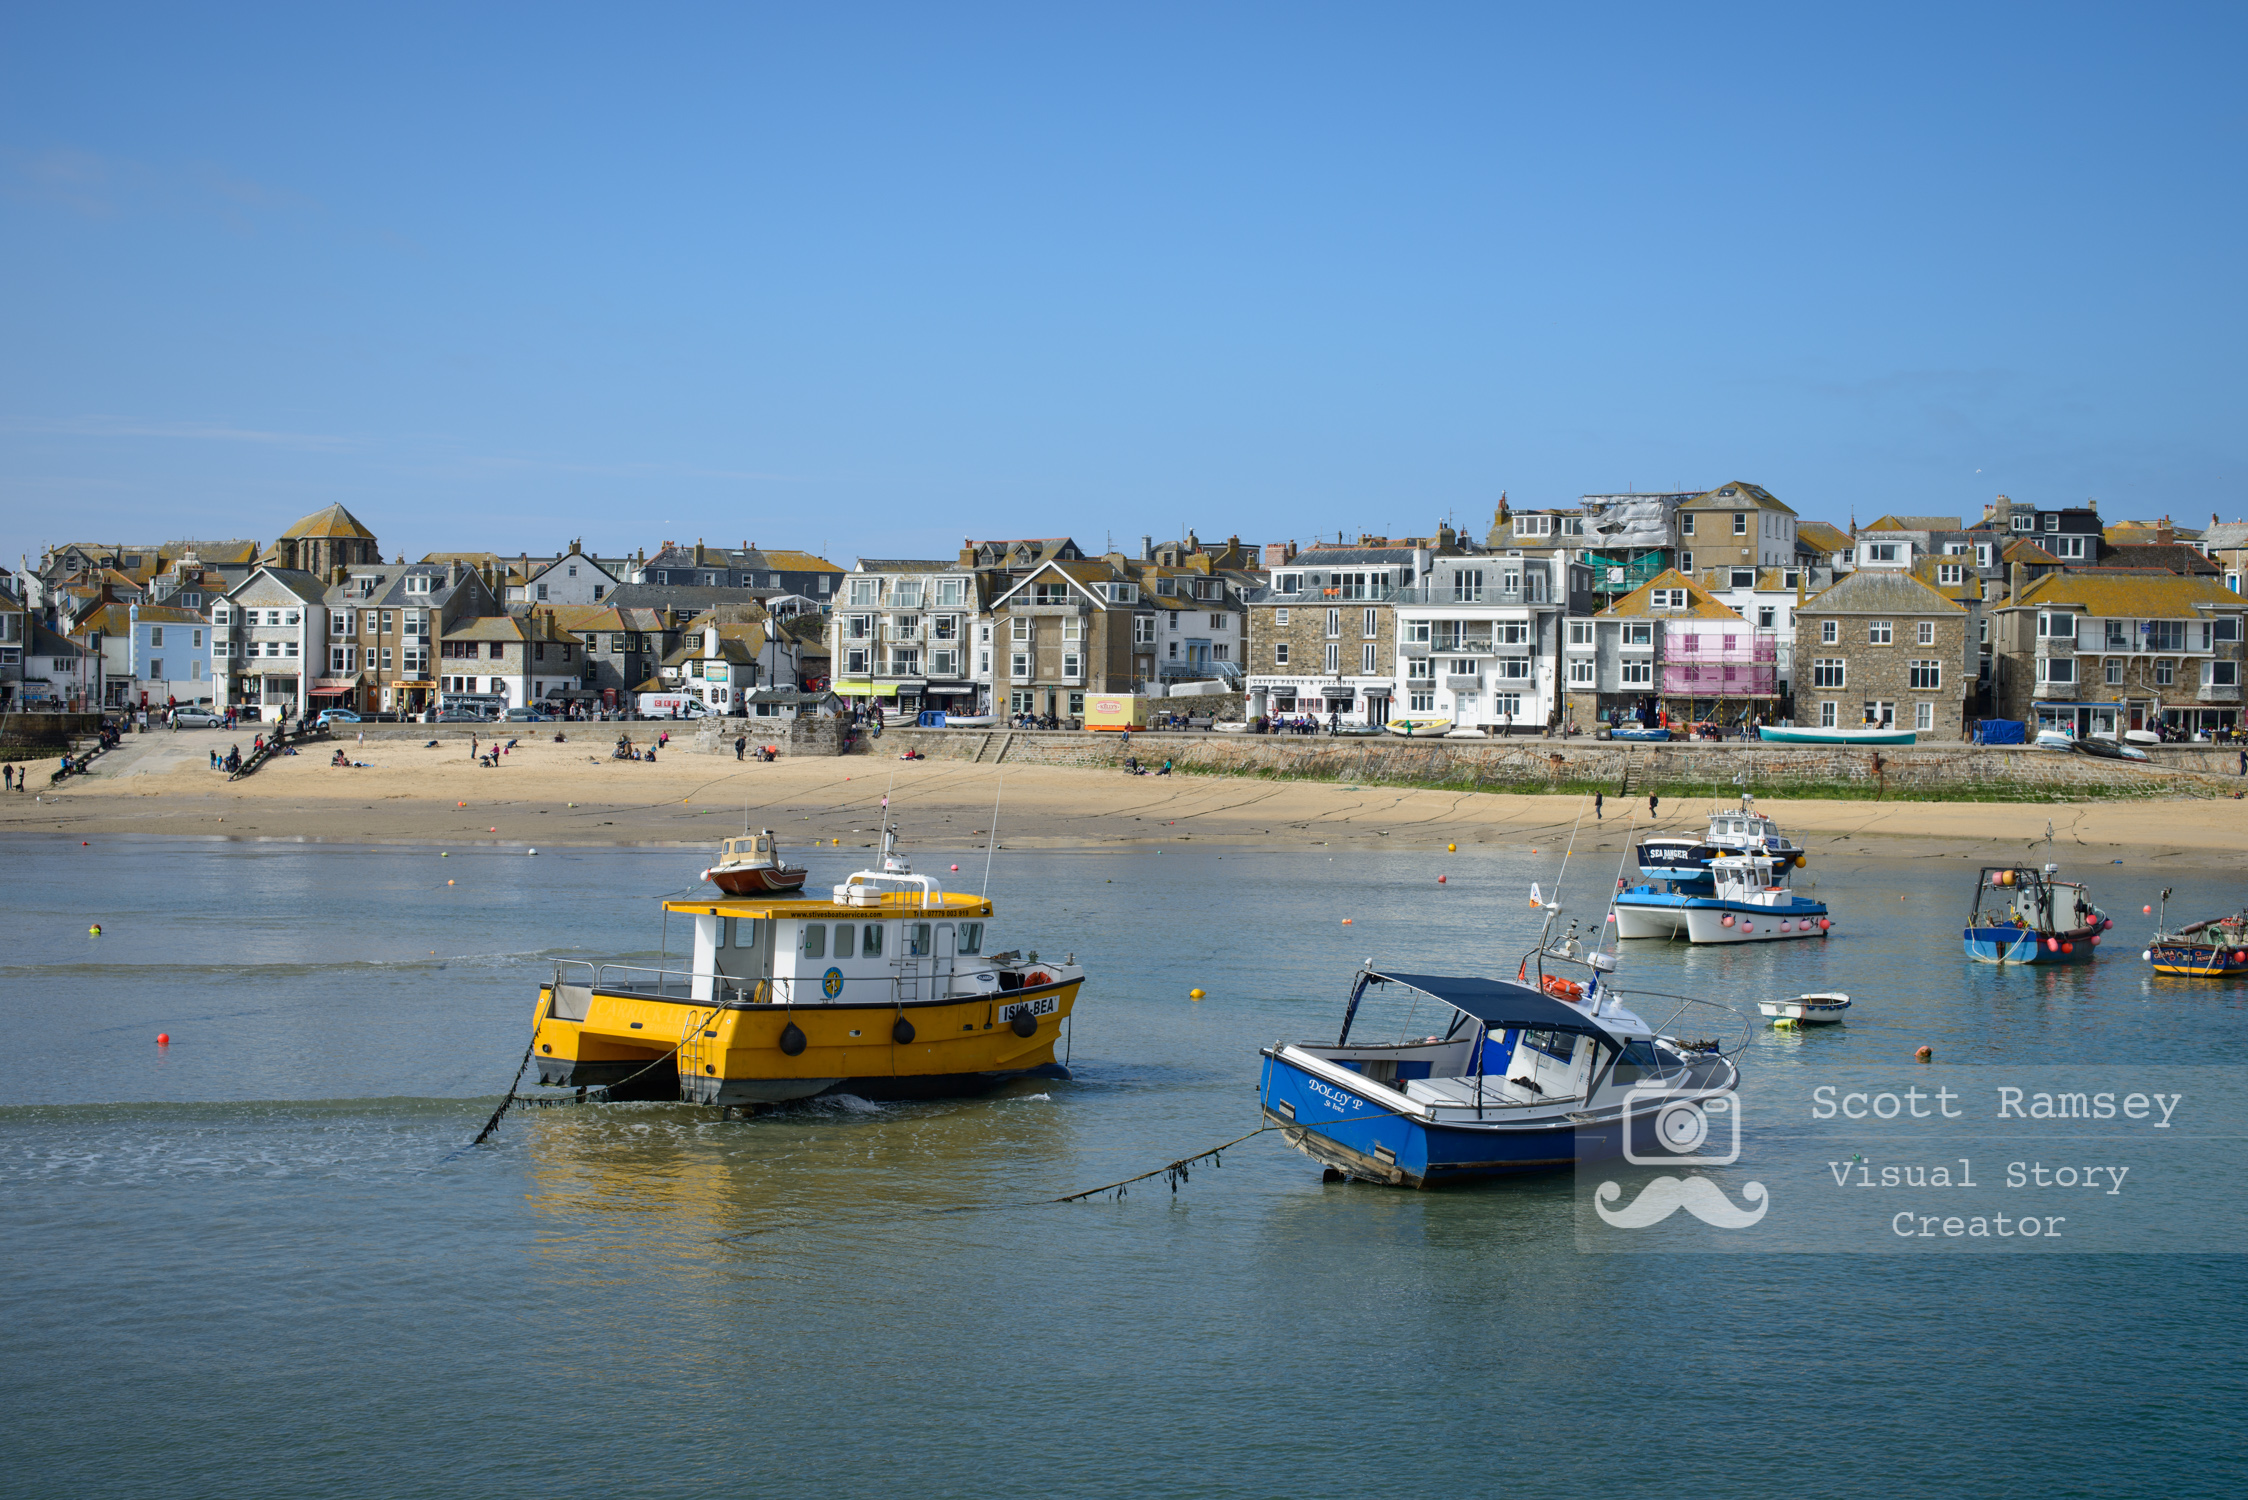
[3,829,2244,1498]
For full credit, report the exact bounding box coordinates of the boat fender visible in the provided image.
[1011,1009,1038,1038]
[892,1017,916,1045]
[778,1022,807,1056]
[2143,950,2154,962]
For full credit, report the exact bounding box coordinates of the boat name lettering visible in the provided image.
[999,994,1059,1023]
[1306,1079,1363,1112]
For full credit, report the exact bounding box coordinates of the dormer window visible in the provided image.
[1650,588,1686,609]
[2013,515,2034,532]
[2044,515,2059,533]
[405,575,432,594]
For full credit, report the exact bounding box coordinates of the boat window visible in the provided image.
[906,923,931,957]
[861,924,883,957]
[1521,1028,1578,1063]
[833,923,855,958]
[734,919,764,951]
[709,916,729,948]
[1610,1039,1662,1083]
[957,922,984,955]
[800,924,826,959]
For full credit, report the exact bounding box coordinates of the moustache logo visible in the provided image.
[1596,1175,1769,1229]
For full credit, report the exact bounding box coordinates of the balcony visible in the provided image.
[1443,673,1482,691]
[1389,586,1545,608]
[1399,641,1432,658]
[2198,683,2241,703]
[1431,638,1495,656]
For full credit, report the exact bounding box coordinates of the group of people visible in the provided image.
[208,745,244,773]
[1011,712,1062,730]
[613,735,658,762]
[2,761,35,790]
[733,735,779,762]
[1268,713,1339,736]
[1122,756,1173,777]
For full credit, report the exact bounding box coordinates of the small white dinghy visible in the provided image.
[1212,720,1252,734]
[1759,991,1852,1026]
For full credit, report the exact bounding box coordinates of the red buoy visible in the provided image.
[157,1033,170,1046]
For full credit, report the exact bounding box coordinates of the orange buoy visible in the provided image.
[1341,918,1353,925]
[157,1033,170,1046]
[1446,843,1456,852]
[1438,874,1447,883]
[1916,1045,1933,1062]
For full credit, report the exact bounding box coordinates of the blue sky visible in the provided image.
[3,3,2243,570]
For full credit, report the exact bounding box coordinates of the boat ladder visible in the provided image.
[676,1011,713,1100]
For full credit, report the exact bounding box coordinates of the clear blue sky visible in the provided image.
[4,3,2243,570]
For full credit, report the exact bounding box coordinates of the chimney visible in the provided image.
[449,559,463,587]
[2157,516,2173,547]
[2011,560,2026,602]
[694,539,706,566]
[1141,535,1154,562]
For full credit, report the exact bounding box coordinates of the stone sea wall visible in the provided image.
[881,727,2247,798]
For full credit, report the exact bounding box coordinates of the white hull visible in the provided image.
[941,715,997,728]
[1760,993,1852,1024]
[1213,721,1251,733]
[1613,903,1687,939]
[1683,909,1827,944]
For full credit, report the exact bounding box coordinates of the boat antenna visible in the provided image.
[981,777,1003,898]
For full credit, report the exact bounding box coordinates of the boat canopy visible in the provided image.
[1367,970,1624,1043]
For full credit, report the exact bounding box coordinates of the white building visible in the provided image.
[833,562,983,717]
[213,569,330,722]
[1395,553,1568,730]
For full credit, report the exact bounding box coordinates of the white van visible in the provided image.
[636,692,711,719]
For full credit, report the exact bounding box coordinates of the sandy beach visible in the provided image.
[6,728,2247,866]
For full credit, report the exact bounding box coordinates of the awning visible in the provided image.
[307,688,354,700]
[544,687,601,699]
[1367,971,1624,1043]
[832,680,902,698]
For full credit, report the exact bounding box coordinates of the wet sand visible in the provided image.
[5,730,2246,866]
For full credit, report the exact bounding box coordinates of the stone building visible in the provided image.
[1990,569,2248,739]
[986,558,1139,721]
[1246,544,1426,726]
[263,504,381,576]
[1792,570,1973,737]
[1676,482,1798,573]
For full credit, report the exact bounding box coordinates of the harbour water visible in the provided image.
[4,830,2244,1497]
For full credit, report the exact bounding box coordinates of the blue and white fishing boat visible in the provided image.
[1963,862,2109,965]
[1634,793,1808,882]
[1256,907,1746,1187]
[1613,852,1831,944]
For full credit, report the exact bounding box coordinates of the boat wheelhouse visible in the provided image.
[1613,852,1831,944]
[535,835,1083,1108]
[1962,862,2109,966]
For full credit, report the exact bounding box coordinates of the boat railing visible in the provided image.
[550,957,1033,1010]
[1629,990,1753,1058]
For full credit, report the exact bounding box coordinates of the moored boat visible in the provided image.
[2143,889,2248,976]
[1757,725,1917,746]
[1613,853,1831,944]
[1385,718,1452,737]
[1962,862,2109,965]
[538,831,1084,1108]
[1609,724,1670,742]
[701,830,808,894]
[1758,992,1852,1024]
[1256,945,1745,1187]
[1212,720,1252,733]
[1634,793,1806,881]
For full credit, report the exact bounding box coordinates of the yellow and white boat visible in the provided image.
[532,834,1085,1108]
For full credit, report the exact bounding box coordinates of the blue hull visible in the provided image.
[1257,1050,1629,1187]
[1963,926,2099,965]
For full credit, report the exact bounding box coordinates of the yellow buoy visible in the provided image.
[1447,842,1457,852]
[1189,988,1205,1000]
[447,879,455,885]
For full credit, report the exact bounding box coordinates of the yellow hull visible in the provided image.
[532,977,1081,1107]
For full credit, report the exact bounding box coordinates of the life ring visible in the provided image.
[892,1016,916,1045]
[778,1021,807,1057]
[1025,971,1051,987]
[1540,974,1584,1003]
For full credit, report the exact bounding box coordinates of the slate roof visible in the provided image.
[278,504,376,540]
[1863,514,1963,532]
[2099,545,2218,576]
[1909,557,1985,604]
[1798,569,1967,616]
[2001,539,2061,565]
[2201,521,2248,551]
[1796,521,1854,553]
[2006,572,2248,616]
[1682,481,1795,516]
[605,583,783,612]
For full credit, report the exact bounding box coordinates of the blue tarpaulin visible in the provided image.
[1976,720,2026,745]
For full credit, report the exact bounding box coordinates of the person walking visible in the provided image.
[735,734,747,761]
[1594,791,1602,820]
[470,732,478,761]
[1648,793,1659,819]
[3,764,11,792]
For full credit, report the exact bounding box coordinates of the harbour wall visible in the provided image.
[869,728,2248,799]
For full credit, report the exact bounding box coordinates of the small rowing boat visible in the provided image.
[702,830,808,895]
[1758,992,1852,1025]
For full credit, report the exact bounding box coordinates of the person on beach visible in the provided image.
[3,764,11,792]
[1648,793,1659,818]
[1594,792,1602,820]
[735,734,747,761]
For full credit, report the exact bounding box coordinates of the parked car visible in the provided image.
[435,710,494,723]
[173,709,226,729]
[316,708,362,726]
[503,707,555,722]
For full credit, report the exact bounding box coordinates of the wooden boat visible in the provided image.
[701,830,808,895]
[1757,725,1916,746]
[2034,728,2076,751]
[2143,891,2248,976]
[540,830,1084,1107]
[1385,718,1452,738]
[1758,992,1852,1024]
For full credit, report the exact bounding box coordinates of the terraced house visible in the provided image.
[1247,544,1430,726]
[1570,570,1775,729]
[833,561,984,718]
[1991,570,2248,739]
[987,559,1138,720]
[1791,570,1972,737]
